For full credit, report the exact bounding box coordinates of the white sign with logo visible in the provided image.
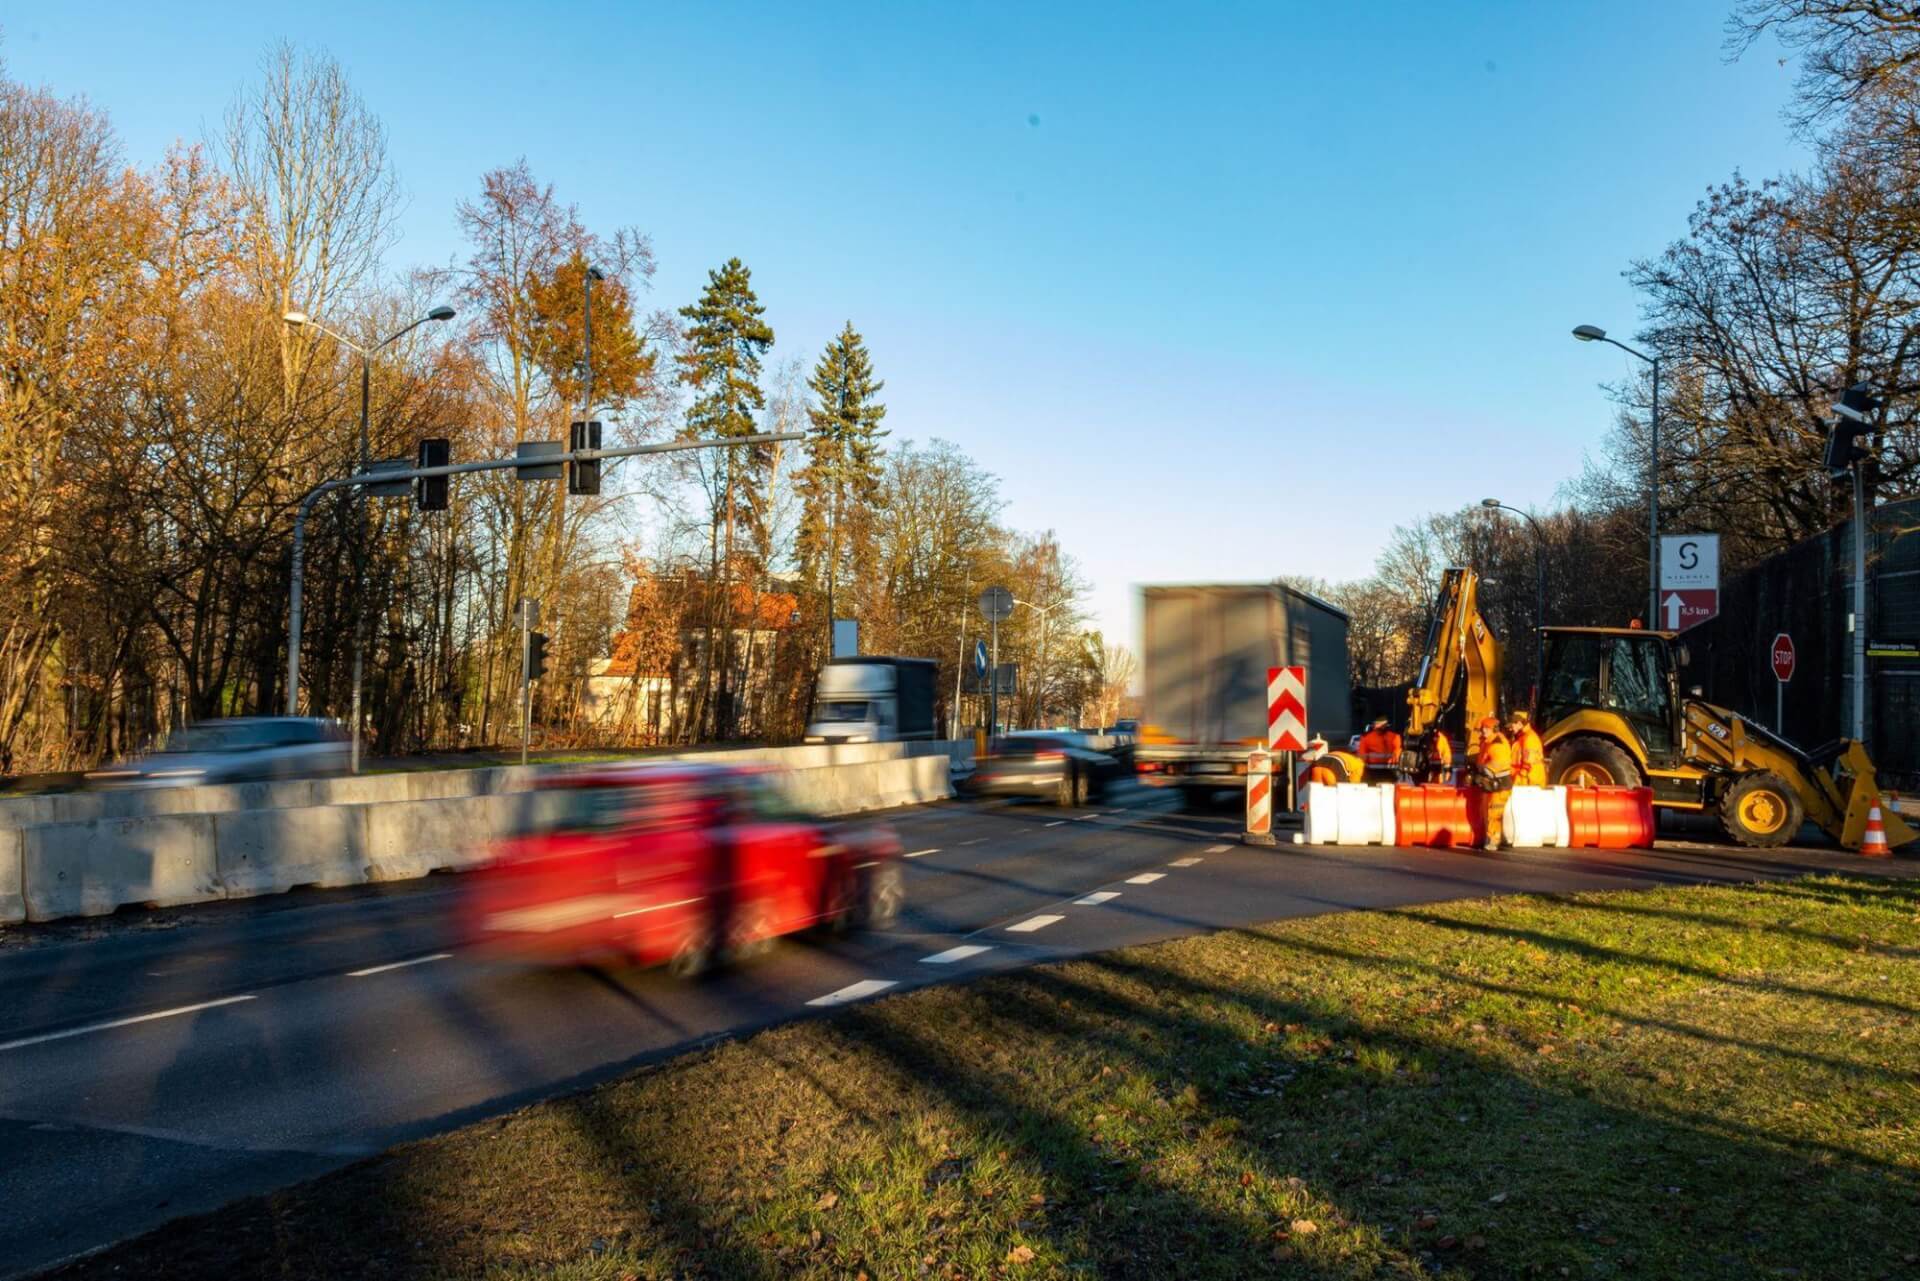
[1658,534,1719,631]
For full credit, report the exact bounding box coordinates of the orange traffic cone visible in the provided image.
[1861,803,1892,858]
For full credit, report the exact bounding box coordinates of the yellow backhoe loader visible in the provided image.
[1402,567,1914,851]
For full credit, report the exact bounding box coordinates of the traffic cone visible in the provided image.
[1861,803,1892,858]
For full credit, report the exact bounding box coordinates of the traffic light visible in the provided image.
[526,631,550,682]
[1825,384,1881,474]
[416,437,450,510]
[568,420,601,496]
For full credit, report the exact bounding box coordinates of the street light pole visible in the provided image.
[284,305,455,769]
[1015,597,1061,729]
[1573,325,1660,625]
[1482,499,1547,707]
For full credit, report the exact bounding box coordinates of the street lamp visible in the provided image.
[1014,597,1063,728]
[1482,498,1547,708]
[283,304,457,771]
[1573,323,1660,626]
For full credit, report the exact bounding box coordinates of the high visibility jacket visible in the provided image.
[1473,732,1514,789]
[1512,726,1546,786]
[1358,730,1401,767]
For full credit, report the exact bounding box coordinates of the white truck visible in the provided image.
[803,657,940,744]
[1134,583,1352,803]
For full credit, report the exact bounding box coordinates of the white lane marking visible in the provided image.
[904,848,940,858]
[1125,872,1166,885]
[1205,844,1231,853]
[0,995,257,1054]
[1077,813,1101,821]
[1044,820,1065,827]
[1074,891,1121,906]
[921,944,994,965]
[1168,857,1203,867]
[613,897,702,919]
[807,979,898,1007]
[961,837,988,846]
[1006,914,1065,933]
[348,953,452,978]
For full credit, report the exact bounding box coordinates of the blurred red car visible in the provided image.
[465,762,904,975]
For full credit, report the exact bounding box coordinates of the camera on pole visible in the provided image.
[416,437,450,510]
[568,421,602,495]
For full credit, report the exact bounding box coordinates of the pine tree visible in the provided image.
[677,258,774,737]
[796,321,888,630]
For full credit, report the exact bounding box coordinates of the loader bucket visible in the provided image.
[1833,744,1918,850]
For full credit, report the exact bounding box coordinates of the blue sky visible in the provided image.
[5,1,1807,645]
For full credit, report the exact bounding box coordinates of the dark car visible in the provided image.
[964,731,1124,806]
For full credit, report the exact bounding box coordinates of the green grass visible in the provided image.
[49,876,1920,1280]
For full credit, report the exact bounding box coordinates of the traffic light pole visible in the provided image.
[521,602,533,766]
[285,430,802,719]
[1853,460,1868,742]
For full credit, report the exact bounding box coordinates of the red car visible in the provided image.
[465,762,904,975]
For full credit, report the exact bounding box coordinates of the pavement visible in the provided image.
[0,786,1903,1279]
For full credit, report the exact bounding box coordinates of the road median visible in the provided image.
[44,874,1920,1280]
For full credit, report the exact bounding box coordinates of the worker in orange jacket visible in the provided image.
[1507,711,1547,787]
[1424,728,1454,784]
[1469,716,1515,851]
[1357,718,1403,782]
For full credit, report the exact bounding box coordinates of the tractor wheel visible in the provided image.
[1718,772,1803,849]
[1547,736,1642,790]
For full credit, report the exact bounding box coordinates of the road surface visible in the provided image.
[0,790,1894,1278]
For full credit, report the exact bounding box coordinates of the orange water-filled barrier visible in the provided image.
[1394,784,1477,848]
[1564,785,1655,849]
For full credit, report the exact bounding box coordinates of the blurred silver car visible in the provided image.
[86,717,351,788]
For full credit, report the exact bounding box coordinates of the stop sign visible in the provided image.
[1771,633,1796,683]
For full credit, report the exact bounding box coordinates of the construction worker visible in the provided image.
[1357,717,1404,782]
[1425,727,1454,784]
[1469,716,1514,851]
[1298,737,1341,789]
[1507,711,1547,787]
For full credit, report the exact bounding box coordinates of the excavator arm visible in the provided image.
[1405,567,1505,747]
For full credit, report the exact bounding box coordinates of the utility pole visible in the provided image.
[520,598,535,766]
[1852,460,1868,742]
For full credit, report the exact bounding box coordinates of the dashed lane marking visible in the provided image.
[348,953,452,977]
[0,995,257,1054]
[1006,914,1065,933]
[806,979,898,1007]
[1125,872,1166,885]
[1044,820,1065,827]
[961,838,989,846]
[1074,891,1121,906]
[1205,844,1231,853]
[1168,857,1203,867]
[904,848,940,858]
[921,944,994,965]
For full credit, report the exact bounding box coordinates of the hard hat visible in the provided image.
[1478,716,1501,730]
[1371,717,1389,729]
[1508,710,1530,724]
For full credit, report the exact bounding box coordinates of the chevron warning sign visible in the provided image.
[1267,666,1307,752]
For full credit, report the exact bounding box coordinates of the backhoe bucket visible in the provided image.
[1833,744,1918,851]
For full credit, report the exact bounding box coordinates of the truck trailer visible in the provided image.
[1134,582,1352,802]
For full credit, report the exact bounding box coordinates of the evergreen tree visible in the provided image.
[796,321,888,628]
[677,257,774,737]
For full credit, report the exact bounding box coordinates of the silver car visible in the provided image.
[86,717,351,788]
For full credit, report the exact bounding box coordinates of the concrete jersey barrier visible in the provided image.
[5,751,954,925]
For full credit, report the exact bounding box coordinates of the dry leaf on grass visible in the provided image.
[813,1192,839,1211]
[1006,1244,1036,1264]
[1290,1219,1318,1235]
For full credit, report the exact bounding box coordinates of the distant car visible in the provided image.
[963,731,1125,806]
[465,762,903,975]
[84,716,350,788]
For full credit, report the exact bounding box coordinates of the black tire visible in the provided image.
[667,925,714,979]
[858,862,904,929]
[1547,735,1643,790]
[1718,771,1803,848]
[1057,765,1080,808]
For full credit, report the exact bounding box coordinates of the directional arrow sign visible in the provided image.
[1661,589,1717,632]
[1267,665,1307,752]
[973,639,988,677]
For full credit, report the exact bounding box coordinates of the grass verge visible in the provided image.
[47,875,1920,1280]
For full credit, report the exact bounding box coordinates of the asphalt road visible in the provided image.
[0,789,1898,1279]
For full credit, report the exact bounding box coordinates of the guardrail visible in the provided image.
[0,742,965,926]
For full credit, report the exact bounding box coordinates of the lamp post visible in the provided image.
[283,305,456,770]
[1015,597,1062,728]
[1573,324,1660,626]
[1482,499,1547,707]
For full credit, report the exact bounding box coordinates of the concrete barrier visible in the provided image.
[214,805,369,895]
[22,814,222,921]
[1,828,22,924]
[365,796,498,880]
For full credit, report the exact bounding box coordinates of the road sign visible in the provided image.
[1771,633,1796,683]
[973,639,988,676]
[1660,590,1717,632]
[1244,749,1274,845]
[1267,666,1307,752]
[977,585,1014,623]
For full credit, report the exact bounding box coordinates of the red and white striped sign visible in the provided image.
[1245,749,1272,838]
[1267,665,1307,752]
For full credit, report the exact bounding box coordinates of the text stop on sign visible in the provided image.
[1771,633,1795,683]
